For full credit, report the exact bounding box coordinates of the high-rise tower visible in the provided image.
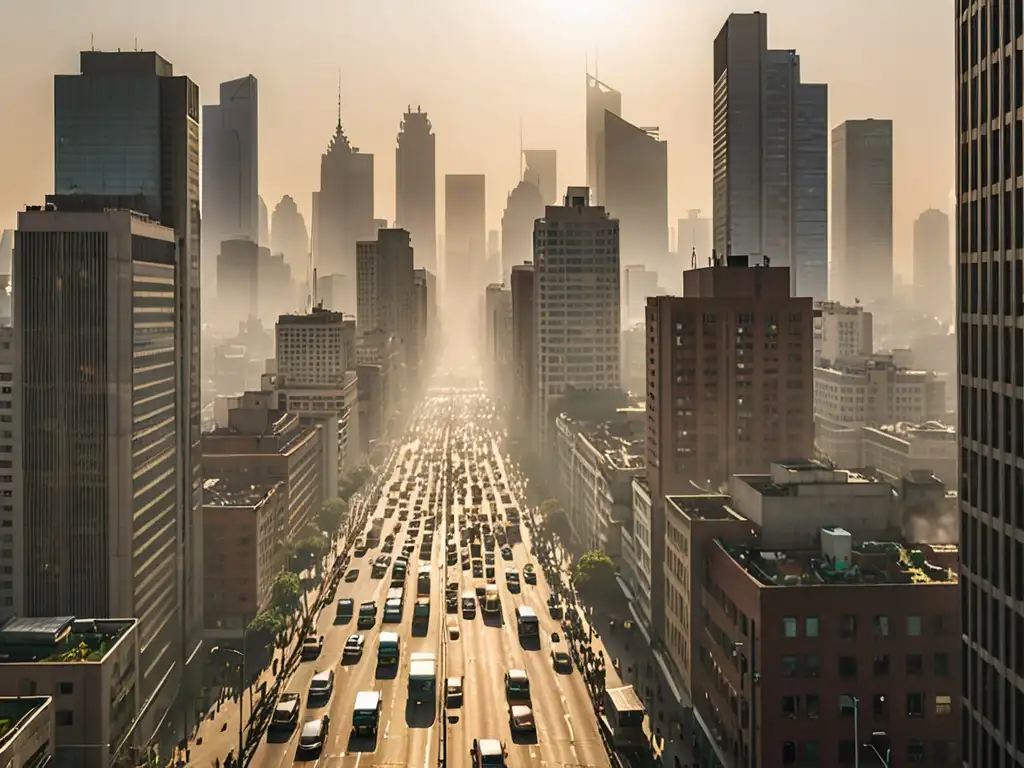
[956,5,1022,765]
[522,149,557,205]
[712,12,828,301]
[201,75,259,298]
[444,174,486,332]
[912,208,952,322]
[396,106,437,275]
[501,180,544,283]
[585,75,622,206]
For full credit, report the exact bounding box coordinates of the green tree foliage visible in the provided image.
[574,550,617,595]
[538,498,561,519]
[270,571,302,615]
[247,609,285,649]
[293,523,329,572]
[339,466,371,501]
[316,498,347,534]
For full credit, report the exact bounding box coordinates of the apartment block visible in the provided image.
[0,617,140,768]
[484,284,512,405]
[814,354,947,467]
[202,391,327,541]
[860,422,957,487]
[202,479,284,637]
[0,695,52,767]
[621,323,646,395]
[624,477,654,630]
[817,302,874,363]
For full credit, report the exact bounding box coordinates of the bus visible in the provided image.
[417,565,432,596]
[600,685,646,748]
[483,584,500,614]
[515,606,539,637]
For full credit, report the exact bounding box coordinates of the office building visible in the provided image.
[601,111,669,282]
[216,238,259,328]
[395,106,437,275]
[501,179,545,283]
[534,187,620,450]
[956,8,1024,762]
[312,110,374,310]
[586,75,622,205]
[832,119,894,305]
[814,354,947,468]
[620,323,646,395]
[444,174,486,323]
[510,263,535,445]
[316,273,347,313]
[0,327,19,620]
[412,267,431,368]
[51,53,203,718]
[270,194,310,287]
[712,13,828,301]
[646,259,813,646]
[484,284,512,404]
[14,208,181,744]
[202,479,284,637]
[203,391,329,541]
[623,265,661,327]
[270,307,360,474]
[817,301,874,362]
[201,75,259,298]
[0,695,52,766]
[677,209,712,268]
[522,149,557,204]
[860,421,958,487]
[0,617,140,767]
[912,208,952,322]
[664,462,960,767]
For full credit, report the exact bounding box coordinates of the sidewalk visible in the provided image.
[180,539,347,767]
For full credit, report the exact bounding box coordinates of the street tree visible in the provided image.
[316,498,347,535]
[247,609,285,650]
[270,571,301,615]
[538,498,561,519]
[574,550,617,597]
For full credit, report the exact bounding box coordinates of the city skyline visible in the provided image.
[0,0,951,278]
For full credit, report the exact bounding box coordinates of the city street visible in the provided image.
[246,389,611,768]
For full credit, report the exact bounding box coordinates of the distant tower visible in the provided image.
[522,149,558,205]
[396,106,437,275]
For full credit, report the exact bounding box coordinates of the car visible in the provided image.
[470,738,506,767]
[550,636,571,670]
[500,547,513,561]
[447,618,460,640]
[509,704,536,733]
[446,676,464,707]
[297,716,330,754]
[475,585,486,598]
[343,634,365,658]
[345,569,359,583]
[472,562,483,577]
[484,552,495,565]
[301,635,324,660]
[308,669,335,701]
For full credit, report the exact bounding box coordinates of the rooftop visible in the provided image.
[721,540,958,587]
[738,461,885,497]
[666,494,746,522]
[871,421,956,438]
[0,696,51,751]
[277,306,353,326]
[203,477,280,508]
[0,616,134,664]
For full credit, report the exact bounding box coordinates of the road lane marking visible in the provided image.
[383,718,390,739]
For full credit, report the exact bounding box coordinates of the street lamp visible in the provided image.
[210,645,246,765]
[839,695,860,768]
[865,732,891,767]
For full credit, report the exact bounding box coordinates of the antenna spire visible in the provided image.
[336,69,342,132]
[519,117,524,180]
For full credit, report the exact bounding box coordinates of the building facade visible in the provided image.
[585,75,622,206]
[522,149,557,205]
[395,107,437,275]
[912,208,952,323]
[510,264,536,445]
[712,13,829,301]
[216,238,259,329]
[270,194,310,290]
[817,302,874,363]
[0,696,53,767]
[501,180,545,283]
[534,188,621,450]
[0,327,19,620]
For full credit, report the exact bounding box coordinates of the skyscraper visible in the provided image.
[585,75,622,205]
[395,106,437,275]
[270,194,310,285]
[956,8,1021,764]
[444,174,486,328]
[677,209,712,268]
[913,208,952,322]
[533,187,620,449]
[522,149,557,204]
[601,111,669,283]
[510,263,535,445]
[712,12,828,301]
[313,110,374,311]
[51,49,203,741]
[831,119,894,305]
[15,209,182,745]
[500,180,544,283]
[202,76,259,296]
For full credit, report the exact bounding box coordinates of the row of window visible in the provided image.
[781,737,955,766]
[782,651,950,678]
[782,613,944,639]
[781,692,952,720]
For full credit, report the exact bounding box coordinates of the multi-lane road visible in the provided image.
[249,390,610,768]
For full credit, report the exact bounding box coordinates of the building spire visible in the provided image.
[337,69,342,133]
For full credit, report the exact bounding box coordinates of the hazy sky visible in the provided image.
[0,0,951,278]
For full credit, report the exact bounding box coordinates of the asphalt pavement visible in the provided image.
[240,390,610,768]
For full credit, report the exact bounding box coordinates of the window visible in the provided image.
[805,616,819,637]
[838,740,856,764]
[55,710,73,726]
[806,694,820,719]
[873,654,890,676]
[839,614,857,638]
[782,655,799,677]
[801,740,820,766]
[805,654,820,677]
[934,652,950,676]
[839,655,858,678]
[873,615,889,636]
[906,653,924,675]
[935,694,952,715]
[58,682,73,695]
[907,692,924,717]
[872,694,890,720]
[908,739,926,763]
[782,695,799,718]
[907,615,922,636]
[783,616,798,637]
[782,741,797,765]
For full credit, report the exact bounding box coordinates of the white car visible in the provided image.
[343,634,365,658]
